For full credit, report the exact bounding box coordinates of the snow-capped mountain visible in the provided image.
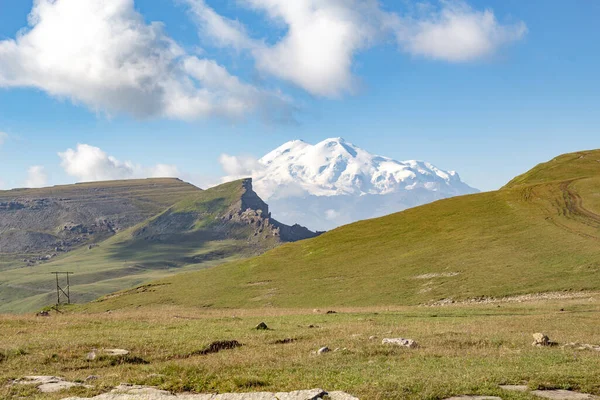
[254,138,475,199]
[225,138,479,231]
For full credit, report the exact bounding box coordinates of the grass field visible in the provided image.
[1,297,600,399]
[83,150,600,312]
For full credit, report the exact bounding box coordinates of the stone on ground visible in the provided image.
[531,390,599,399]
[499,385,529,392]
[317,346,330,354]
[532,333,557,347]
[104,348,130,356]
[382,338,419,348]
[443,397,502,400]
[112,384,171,396]
[15,376,87,393]
[255,322,269,330]
[62,387,358,399]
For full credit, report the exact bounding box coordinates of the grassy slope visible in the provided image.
[0,180,280,313]
[85,150,600,311]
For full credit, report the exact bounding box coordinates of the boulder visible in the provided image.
[532,333,557,347]
[255,322,269,330]
[382,338,418,348]
[317,347,330,355]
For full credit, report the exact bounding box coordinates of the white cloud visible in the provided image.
[218,153,264,180]
[186,0,526,95]
[0,0,288,120]
[394,1,528,62]
[25,166,48,188]
[187,0,385,97]
[0,132,7,146]
[58,144,179,182]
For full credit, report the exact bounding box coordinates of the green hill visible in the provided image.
[85,149,600,311]
[0,178,200,258]
[0,179,317,313]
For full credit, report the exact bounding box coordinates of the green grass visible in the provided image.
[504,149,600,188]
[1,298,600,399]
[0,180,280,313]
[83,149,600,311]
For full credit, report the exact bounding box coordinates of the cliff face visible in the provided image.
[240,178,270,218]
[131,178,320,246]
[228,178,320,243]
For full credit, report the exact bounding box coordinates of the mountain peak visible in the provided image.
[254,138,477,199]
[250,138,478,230]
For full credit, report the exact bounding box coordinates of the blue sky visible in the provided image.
[0,0,599,191]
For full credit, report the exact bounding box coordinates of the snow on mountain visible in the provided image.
[223,137,479,231]
[253,137,476,198]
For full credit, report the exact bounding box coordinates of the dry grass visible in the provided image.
[1,297,600,399]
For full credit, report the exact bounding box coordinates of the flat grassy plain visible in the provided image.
[1,297,600,400]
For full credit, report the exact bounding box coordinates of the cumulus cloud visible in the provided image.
[186,0,526,95]
[218,153,264,180]
[394,1,528,62]
[58,144,179,182]
[187,0,386,97]
[0,0,289,120]
[25,166,48,188]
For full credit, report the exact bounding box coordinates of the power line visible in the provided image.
[51,272,73,305]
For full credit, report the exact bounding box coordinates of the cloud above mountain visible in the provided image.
[186,0,527,96]
[25,166,48,188]
[58,144,179,182]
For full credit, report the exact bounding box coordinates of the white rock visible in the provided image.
[443,397,501,400]
[61,387,358,399]
[382,338,418,348]
[499,385,529,392]
[15,376,87,393]
[104,348,130,356]
[317,347,330,355]
[531,390,599,399]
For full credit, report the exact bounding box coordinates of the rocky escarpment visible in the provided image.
[221,179,320,243]
[134,178,320,245]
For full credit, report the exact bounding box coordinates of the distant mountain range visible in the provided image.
[247,138,479,230]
